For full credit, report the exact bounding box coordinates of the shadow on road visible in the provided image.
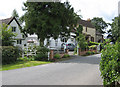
[57,54,101,65]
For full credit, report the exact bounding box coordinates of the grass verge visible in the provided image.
[1,61,51,71]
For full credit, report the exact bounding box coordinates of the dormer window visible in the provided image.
[12,27,16,32]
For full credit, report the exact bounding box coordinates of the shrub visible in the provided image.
[34,53,48,61]
[34,46,49,61]
[63,54,70,58]
[89,45,96,50]
[86,51,91,55]
[54,53,61,59]
[74,47,77,54]
[2,46,22,64]
[100,42,120,85]
[17,57,35,61]
[36,46,49,54]
[91,51,96,54]
[88,41,99,46]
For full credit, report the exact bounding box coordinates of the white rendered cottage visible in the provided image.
[0,17,40,49]
[0,17,27,48]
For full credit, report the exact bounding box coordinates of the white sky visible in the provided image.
[0,0,119,23]
[0,0,119,38]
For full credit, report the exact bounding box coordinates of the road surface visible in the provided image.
[2,54,102,85]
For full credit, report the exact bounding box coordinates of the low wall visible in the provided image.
[49,49,69,59]
[78,48,97,56]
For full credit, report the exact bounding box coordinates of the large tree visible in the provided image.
[21,1,80,46]
[91,17,108,34]
[107,16,120,42]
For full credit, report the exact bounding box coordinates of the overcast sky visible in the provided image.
[0,0,119,23]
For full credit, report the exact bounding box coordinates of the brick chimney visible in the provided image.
[87,18,91,22]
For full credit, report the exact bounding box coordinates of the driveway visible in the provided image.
[2,54,102,85]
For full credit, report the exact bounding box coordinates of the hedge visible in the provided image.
[2,46,22,64]
[34,46,49,61]
[54,53,61,59]
[88,41,99,46]
[100,42,120,85]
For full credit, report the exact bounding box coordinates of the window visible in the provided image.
[55,39,58,46]
[17,40,22,44]
[86,27,87,32]
[91,37,94,42]
[12,27,16,32]
[22,35,25,38]
[71,38,74,42]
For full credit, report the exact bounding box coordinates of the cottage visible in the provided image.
[78,19,103,42]
[0,17,26,48]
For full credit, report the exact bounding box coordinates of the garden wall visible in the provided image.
[78,47,97,56]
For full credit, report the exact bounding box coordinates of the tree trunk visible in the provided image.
[39,39,44,47]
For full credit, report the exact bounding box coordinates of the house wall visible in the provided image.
[8,20,23,39]
[96,35,103,42]
[8,20,24,48]
[0,20,2,25]
[82,26,96,42]
[44,35,76,50]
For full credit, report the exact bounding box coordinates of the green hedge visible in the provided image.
[88,45,96,50]
[34,46,49,61]
[62,54,70,58]
[100,42,120,85]
[85,51,96,56]
[34,53,48,61]
[86,51,91,55]
[54,53,61,59]
[88,41,99,46]
[2,46,22,64]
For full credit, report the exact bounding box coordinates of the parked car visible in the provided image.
[61,43,75,51]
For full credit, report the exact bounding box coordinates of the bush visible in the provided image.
[34,53,48,61]
[89,45,96,50]
[74,47,77,54]
[36,46,49,54]
[100,42,120,85]
[91,51,96,54]
[54,53,61,59]
[17,57,35,61]
[88,41,99,46]
[2,46,22,64]
[86,51,91,55]
[63,54,70,58]
[34,46,49,61]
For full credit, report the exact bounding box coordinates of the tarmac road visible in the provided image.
[2,54,102,85]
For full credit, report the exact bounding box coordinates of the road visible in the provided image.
[2,54,102,85]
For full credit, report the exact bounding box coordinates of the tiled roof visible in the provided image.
[0,17,27,37]
[0,17,13,25]
[78,19,95,28]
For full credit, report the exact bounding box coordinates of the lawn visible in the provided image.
[1,55,71,71]
[1,61,51,71]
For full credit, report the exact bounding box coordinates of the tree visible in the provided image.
[12,9,19,18]
[91,17,108,34]
[0,24,16,46]
[21,2,80,46]
[107,16,120,42]
[76,25,88,50]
